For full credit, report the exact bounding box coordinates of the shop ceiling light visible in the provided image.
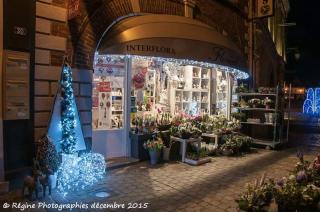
[94,54,249,80]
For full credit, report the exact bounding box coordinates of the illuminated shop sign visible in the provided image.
[126,44,176,55]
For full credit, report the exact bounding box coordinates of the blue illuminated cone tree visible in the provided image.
[47,60,105,195]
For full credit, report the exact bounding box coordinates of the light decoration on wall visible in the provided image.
[94,53,250,80]
[51,62,106,196]
[303,88,320,115]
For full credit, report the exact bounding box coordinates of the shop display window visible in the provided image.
[93,54,238,131]
[92,55,126,130]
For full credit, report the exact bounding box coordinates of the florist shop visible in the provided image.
[91,15,249,159]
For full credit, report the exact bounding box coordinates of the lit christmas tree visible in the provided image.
[60,64,77,154]
[46,60,105,196]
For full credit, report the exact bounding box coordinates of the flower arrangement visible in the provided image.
[236,152,320,211]
[248,98,262,108]
[235,83,249,93]
[232,112,246,122]
[143,136,164,151]
[157,110,172,131]
[239,99,249,108]
[220,134,252,155]
[258,87,276,94]
[262,97,274,109]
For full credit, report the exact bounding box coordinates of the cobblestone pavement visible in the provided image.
[2,132,320,211]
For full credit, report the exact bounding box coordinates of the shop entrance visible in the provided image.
[92,55,130,159]
[91,14,248,159]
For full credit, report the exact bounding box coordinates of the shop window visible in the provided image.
[93,55,126,130]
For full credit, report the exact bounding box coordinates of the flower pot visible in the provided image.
[180,132,192,139]
[265,105,270,109]
[49,173,57,189]
[162,147,170,161]
[149,150,161,165]
[158,124,171,131]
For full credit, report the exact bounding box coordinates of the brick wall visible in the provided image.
[34,0,92,149]
[34,0,249,150]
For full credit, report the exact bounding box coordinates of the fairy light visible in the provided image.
[303,88,320,115]
[56,63,106,196]
[94,54,249,80]
[56,153,106,197]
[60,65,77,154]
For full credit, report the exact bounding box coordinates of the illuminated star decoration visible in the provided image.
[56,63,106,196]
[303,88,320,116]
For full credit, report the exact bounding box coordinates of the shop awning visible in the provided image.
[96,14,247,72]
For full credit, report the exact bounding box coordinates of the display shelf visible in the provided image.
[234,85,284,148]
[240,122,276,126]
[237,93,276,96]
[236,107,276,112]
[174,66,211,115]
[252,138,281,148]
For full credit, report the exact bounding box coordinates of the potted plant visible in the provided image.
[232,112,246,122]
[185,148,211,165]
[262,97,274,109]
[248,98,262,108]
[159,131,171,161]
[235,83,248,94]
[143,136,164,165]
[157,111,172,131]
[36,134,61,189]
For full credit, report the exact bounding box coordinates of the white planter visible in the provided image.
[49,173,57,189]
[163,147,170,161]
[184,157,211,166]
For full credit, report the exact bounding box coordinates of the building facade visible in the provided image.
[0,0,288,178]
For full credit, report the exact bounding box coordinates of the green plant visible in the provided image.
[236,174,275,211]
[235,83,248,93]
[36,134,61,173]
[221,134,253,155]
[236,152,320,211]
[232,112,246,121]
[262,97,273,107]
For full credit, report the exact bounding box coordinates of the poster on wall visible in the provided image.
[98,92,111,129]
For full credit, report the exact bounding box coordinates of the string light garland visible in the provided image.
[60,64,77,154]
[94,53,250,80]
[56,153,106,196]
[56,63,106,196]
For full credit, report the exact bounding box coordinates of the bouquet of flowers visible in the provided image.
[143,137,164,151]
[248,98,262,108]
[262,97,274,109]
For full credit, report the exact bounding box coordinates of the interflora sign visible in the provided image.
[256,0,274,18]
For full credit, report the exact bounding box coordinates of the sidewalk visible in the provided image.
[1,132,320,211]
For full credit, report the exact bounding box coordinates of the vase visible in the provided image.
[49,173,57,189]
[162,147,170,161]
[149,149,160,165]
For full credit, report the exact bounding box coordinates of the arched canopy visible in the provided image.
[96,14,248,73]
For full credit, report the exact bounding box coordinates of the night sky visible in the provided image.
[286,0,320,87]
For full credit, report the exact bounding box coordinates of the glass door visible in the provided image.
[92,55,128,158]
